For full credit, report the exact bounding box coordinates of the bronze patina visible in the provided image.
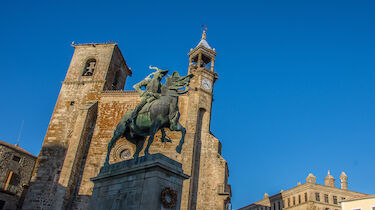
[105,66,193,164]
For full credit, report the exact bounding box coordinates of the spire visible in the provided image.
[188,29,217,72]
[339,172,348,190]
[195,30,212,49]
[324,170,335,187]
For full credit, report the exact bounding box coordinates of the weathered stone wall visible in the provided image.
[0,142,36,210]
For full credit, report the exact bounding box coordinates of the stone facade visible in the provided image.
[239,172,367,210]
[0,140,37,210]
[341,195,375,210]
[23,33,231,210]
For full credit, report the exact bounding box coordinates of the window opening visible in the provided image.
[12,155,21,162]
[315,193,320,201]
[82,59,96,76]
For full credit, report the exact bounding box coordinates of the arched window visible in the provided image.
[82,59,96,76]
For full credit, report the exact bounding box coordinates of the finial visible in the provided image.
[202,30,207,40]
[325,170,335,187]
[325,170,334,179]
[340,171,347,178]
[339,171,348,190]
[201,24,207,40]
[306,173,316,183]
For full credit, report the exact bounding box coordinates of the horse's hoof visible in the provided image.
[176,146,182,154]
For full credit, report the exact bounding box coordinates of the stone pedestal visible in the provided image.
[89,153,189,210]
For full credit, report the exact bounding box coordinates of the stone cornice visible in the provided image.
[62,80,106,85]
[190,67,218,80]
[188,45,217,57]
[101,90,138,96]
[274,183,367,198]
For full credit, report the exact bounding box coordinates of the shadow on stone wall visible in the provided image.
[22,144,67,210]
[23,143,94,210]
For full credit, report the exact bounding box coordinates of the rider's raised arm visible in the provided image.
[133,79,148,96]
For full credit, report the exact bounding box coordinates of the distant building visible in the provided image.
[0,140,36,210]
[240,171,369,210]
[341,195,375,210]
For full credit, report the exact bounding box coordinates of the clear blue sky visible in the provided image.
[1,0,374,208]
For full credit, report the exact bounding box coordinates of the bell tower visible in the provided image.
[188,30,218,94]
[23,43,132,210]
[182,31,230,210]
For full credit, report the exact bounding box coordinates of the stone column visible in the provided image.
[89,153,189,210]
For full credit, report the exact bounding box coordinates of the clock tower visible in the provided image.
[183,31,230,210]
[188,30,218,93]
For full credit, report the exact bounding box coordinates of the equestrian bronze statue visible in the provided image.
[105,66,193,164]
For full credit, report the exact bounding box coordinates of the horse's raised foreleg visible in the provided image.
[105,132,122,165]
[160,128,172,143]
[104,119,127,165]
[171,122,186,154]
[144,122,159,156]
[133,137,146,159]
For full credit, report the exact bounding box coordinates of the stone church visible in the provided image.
[23,31,231,210]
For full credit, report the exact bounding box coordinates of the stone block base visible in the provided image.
[89,153,189,210]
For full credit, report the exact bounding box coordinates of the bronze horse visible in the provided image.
[104,72,193,164]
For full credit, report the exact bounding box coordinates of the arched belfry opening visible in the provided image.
[82,58,96,76]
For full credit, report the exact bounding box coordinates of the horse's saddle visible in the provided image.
[138,100,156,114]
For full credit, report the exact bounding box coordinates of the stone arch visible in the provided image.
[82,58,97,76]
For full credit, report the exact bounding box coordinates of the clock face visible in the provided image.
[201,78,212,90]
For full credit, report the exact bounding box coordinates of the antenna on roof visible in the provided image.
[16,120,24,147]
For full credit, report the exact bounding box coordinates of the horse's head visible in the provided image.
[162,72,194,96]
